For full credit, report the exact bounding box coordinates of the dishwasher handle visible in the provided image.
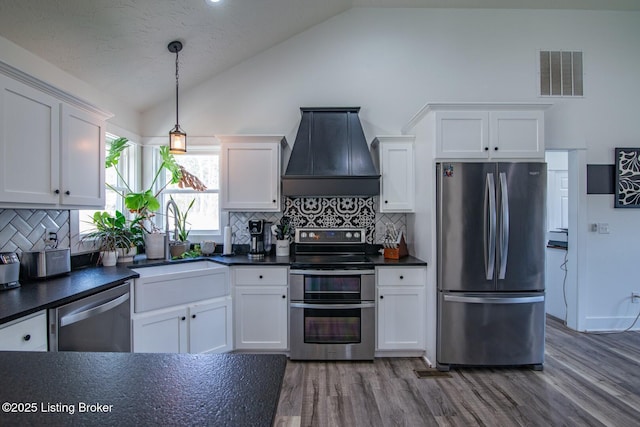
[59,292,130,327]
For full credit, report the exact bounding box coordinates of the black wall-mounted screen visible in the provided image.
[586,164,614,194]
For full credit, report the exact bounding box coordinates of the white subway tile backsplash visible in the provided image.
[0,209,69,254]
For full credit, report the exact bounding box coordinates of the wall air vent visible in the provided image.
[539,50,583,97]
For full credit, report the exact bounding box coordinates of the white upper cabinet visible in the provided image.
[60,104,105,207]
[0,74,60,205]
[404,103,551,161]
[219,135,285,212]
[0,68,110,209]
[372,136,415,212]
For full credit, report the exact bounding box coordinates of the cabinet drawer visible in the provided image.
[0,311,48,351]
[234,267,288,285]
[377,267,426,286]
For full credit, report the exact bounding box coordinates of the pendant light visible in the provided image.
[168,40,186,154]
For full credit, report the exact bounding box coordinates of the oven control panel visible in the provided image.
[295,228,365,244]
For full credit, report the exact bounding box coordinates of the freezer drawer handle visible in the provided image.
[443,295,544,304]
[484,173,496,280]
[59,292,130,327]
[290,302,375,310]
[498,172,509,280]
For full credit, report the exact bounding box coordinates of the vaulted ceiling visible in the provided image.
[0,0,637,113]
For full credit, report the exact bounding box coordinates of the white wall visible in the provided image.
[0,36,141,137]
[142,8,640,334]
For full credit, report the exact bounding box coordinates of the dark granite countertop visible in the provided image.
[0,266,138,325]
[0,351,286,426]
[1,252,427,325]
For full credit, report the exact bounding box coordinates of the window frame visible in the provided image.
[71,133,140,254]
[155,145,222,242]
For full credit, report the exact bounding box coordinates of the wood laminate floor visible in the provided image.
[274,316,640,427]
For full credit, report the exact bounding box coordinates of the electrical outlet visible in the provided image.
[597,223,610,234]
[632,293,640,304]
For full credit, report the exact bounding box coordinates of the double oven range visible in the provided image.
[289,228,375,361]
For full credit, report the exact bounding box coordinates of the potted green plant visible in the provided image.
[106,137,206,259]
[168,196,195,258]
[81,211,133,266]
[271,216,293,257]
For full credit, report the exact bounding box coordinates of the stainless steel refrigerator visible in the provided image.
[436,162,546,371]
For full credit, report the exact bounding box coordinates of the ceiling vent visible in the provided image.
[539,50,583,97]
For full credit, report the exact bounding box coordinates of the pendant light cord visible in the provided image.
[175,49,180,129]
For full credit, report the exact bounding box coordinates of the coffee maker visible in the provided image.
[248,220,265,260]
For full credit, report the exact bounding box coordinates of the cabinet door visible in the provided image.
[380,141,415,212]
[234,286,288,350]
[377,286,425,350]
[489,111,544,159]
[0,75,60,204]
[132,307,188,353]
[189,297,232,354]
[221,142,280,211]
[435,111,489,159]
[60,104,106,207]
[0,311,47,352]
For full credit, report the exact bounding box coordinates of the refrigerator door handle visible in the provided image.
[484,173,496,280]
[498,172,509,280]
[443,294,544,304]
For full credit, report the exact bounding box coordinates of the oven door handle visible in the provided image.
[290,269,375,276]
[290,302,376,309]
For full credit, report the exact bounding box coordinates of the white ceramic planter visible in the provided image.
[144,233,166,260]
[101,251,118,267]
[117,246,137,263]
[275,239,290,257]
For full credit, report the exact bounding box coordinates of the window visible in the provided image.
[77,134,137,235]
[157,148,221,237]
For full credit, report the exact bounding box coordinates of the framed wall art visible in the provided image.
[614,147,640,208]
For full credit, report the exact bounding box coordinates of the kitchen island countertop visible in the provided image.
[0,351,286,426]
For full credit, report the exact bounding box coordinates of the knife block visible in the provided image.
[383,234,408,259]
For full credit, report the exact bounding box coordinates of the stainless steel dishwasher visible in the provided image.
[48,281,131,352]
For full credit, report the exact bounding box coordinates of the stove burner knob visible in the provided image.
[301,232,307,238]
[346,232,352,239]
[309,232,316,238]
[354,232,360,239]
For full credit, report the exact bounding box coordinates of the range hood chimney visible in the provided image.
[282,107,380,197]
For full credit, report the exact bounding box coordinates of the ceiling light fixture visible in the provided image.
[168,40,186,154]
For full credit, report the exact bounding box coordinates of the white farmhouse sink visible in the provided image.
[133,261,220,277]
[131,261,229,313]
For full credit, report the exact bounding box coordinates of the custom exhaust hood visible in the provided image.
[282,107,380,197]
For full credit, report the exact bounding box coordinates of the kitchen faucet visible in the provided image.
[165,199,179,261]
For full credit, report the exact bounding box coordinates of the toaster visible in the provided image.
[0,252,20,290]
[20,248,71,279]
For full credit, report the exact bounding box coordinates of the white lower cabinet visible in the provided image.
[0,311,48,352]
[133,297,232,354]
[376,266,426,351]
[232,266,288,350]
[131,263,232,354]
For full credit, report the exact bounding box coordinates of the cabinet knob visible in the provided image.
[399,275,404,280]
[494,147,498,151]
[23,334,31,341]
[181,316,186,321]
[192,314,196,319]
[282,295,286,299]
[272,200,276,203]
[54,189,60,194]
[259,275,263,279]
[65,190,70,195]
[380,295,384,299]
[384,200,388,204]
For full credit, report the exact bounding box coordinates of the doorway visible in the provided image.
[545,151,569,322]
